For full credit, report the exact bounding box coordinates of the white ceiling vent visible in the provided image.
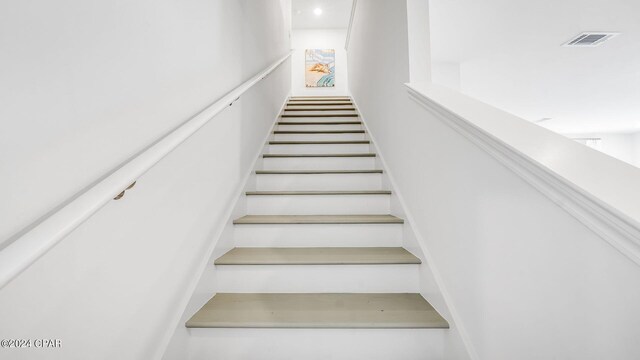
[563,32,619,47]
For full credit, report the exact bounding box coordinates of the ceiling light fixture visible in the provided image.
[313,8,323,16]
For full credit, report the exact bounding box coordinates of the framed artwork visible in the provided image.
[305,49,335,87]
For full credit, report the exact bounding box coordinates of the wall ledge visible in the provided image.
[406,82,640,266]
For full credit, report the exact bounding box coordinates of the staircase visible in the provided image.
[184,96,448,359]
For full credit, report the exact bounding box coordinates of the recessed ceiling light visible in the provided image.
[313,8,323,16]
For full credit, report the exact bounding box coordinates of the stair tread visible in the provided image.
[288,101,352,104]
[290,96,351,98]
[246,190,390,195]
[215,247,420,265]
[278,121,362,125]
[274,130,365,134]
[185,293,448,328]
[288,99,352,101]
[288,103,353,105]
[282,114,359,118]
[269,140,370,145]
[284,108,356,111]
[233,214,404,224]
[264,153,375,158]
[256,169,382,174]
[287,99,353,104]
[287,102,353,106]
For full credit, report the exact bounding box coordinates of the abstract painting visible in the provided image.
[305,49,335,87]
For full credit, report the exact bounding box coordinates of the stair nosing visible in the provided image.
[284,108,357,111]
[273,130,365,134]
[214,247,421,265]
[288,100,352,102]
[289,98,351,101]
[278,121,362,125]
[246,190,391,196]
[281,114,359,118]
[263,153,375,158]
[286,102,353,106]
[255,169,383,174]
[269,140,370,145]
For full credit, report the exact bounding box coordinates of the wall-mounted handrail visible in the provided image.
[0,52,292,290]
[344,0,358,50]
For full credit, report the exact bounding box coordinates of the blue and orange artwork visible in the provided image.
[305,49,335,87]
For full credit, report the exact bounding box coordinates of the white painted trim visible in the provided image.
[153,89,291,360]
[405,83,640,267]
[350,96,479,360]
[344,0,358,50]
[0,52,293,290]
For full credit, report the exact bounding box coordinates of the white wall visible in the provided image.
[0,0,289,248]
[634,131,640,165]
[348,1,640,359]
[562,132,640,167]
[0,1,291,359]
[432,62,461,91]
[347,2,469,359]
[429,0,640,135]
[291,29,349,96]
[406,0,432,83]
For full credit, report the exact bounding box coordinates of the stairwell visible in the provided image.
[183,96,449,359]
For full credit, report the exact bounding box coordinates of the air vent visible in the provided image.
[563,32,619,47]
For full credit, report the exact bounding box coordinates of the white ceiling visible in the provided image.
[292,0,353,29]
[430,0,640,134]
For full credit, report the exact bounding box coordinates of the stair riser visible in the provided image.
[267,144,371,154]
[246,195,390,215]
[284,109,357,115]
[277,124,362,131]
[187,328,445,360]
[234,224,402,247]
[256,173,383,191]
[273,133,366,141]
[214,265,419,293]
[263,157,375,170]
